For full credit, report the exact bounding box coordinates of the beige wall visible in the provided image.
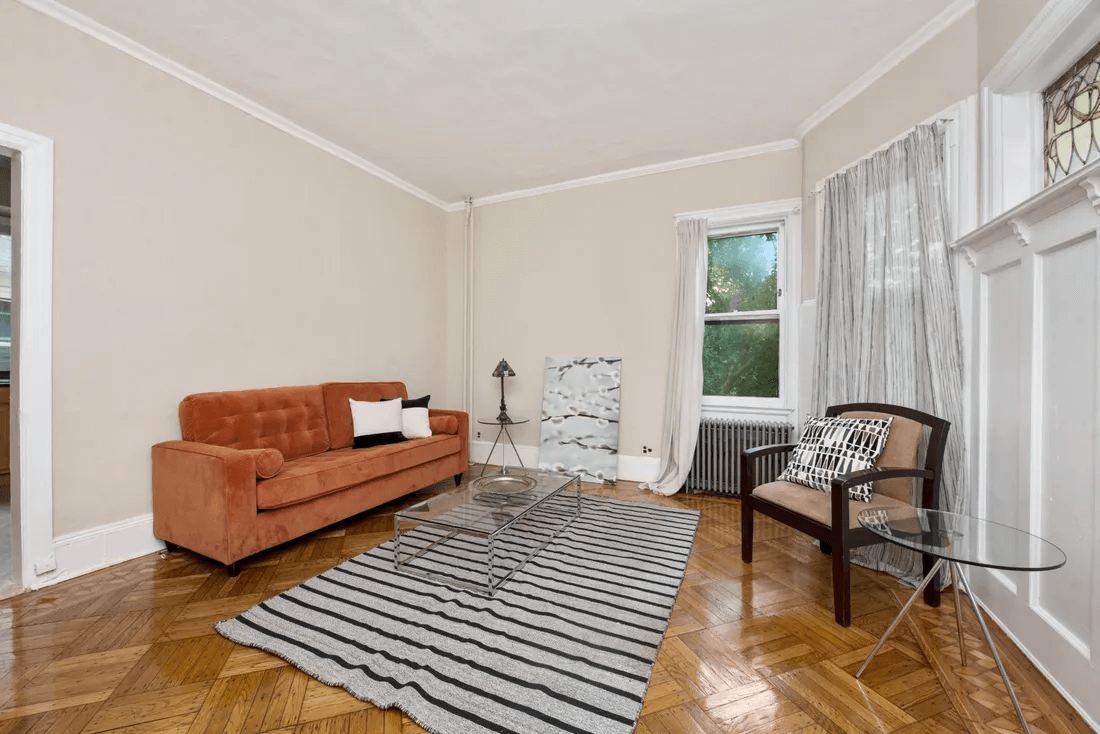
[801,9,978,299]
[978,0,1048,82]
[470,149,801,456]
[0,1,450,536]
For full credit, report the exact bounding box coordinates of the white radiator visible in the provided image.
[685,417,793,495]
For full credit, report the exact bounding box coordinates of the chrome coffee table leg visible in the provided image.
[950,562,967,666]
[856,557,945,678]
[954,563,1030,733]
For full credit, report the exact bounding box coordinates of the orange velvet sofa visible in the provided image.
[152,381,468,575]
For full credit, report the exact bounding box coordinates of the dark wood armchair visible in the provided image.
[740,403,951,626]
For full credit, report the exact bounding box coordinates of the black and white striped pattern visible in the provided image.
[216,493,699,734]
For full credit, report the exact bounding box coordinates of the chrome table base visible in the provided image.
[856,559,1030,733]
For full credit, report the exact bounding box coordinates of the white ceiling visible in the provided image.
[50,0,958,204]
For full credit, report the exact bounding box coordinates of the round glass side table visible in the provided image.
[856,506,1066,734]
[477,416,530,476]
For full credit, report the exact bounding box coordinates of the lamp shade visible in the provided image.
[492,358,515,378]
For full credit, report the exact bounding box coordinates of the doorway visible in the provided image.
[0,120,54,595]
[0,152,12,597]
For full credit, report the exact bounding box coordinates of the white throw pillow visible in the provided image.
[402,407,432,439]
[349,397,404,448]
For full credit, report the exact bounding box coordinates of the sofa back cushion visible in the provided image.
[179,385,330,461]
[322,382,409,449]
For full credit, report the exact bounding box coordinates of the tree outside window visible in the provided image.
[703,232,779,398]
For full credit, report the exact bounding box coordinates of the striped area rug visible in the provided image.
[216,492,699,734]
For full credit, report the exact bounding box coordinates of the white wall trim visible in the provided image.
[469,441,661,483]
[983,0,1100,92]
[796,0,976,139]
[0,121,54,592]
[470,140,801,210]
[675,197,801,223]
[36,513,163,589]
[16,0,451,212]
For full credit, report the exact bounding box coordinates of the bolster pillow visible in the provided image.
[429,415,459,435]
[242,448,284,479]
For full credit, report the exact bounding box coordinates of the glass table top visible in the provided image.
[477,415,530,426]
[857,507,1067,572]
[395,467,575,537]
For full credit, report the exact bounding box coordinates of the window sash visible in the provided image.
[704,311,779,325]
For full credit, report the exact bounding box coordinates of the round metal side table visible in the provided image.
[477,415,529,476]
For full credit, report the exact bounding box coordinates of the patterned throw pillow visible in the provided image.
[779,415,893,502]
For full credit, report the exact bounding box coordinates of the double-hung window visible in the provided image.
[704,230,780,398]
[685,199,800,419]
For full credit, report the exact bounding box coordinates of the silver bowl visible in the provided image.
[471,474,538,495]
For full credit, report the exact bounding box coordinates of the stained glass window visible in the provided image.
[1044,40,1100,185]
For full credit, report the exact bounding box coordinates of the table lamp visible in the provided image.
[492,358,515,423]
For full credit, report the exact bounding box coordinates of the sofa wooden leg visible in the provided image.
[819,541,832,555]
[163,541,179,552]
[227,562,240,578]
[454,473,464,486]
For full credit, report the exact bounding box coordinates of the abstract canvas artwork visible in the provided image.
[539,356,621,483]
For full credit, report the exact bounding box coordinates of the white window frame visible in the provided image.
[981,0,1100,223]
[677,199,801,421]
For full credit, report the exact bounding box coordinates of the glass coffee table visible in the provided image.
[855,506,1066,734]
[393,467,581,595]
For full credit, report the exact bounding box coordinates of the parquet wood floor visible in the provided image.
[0,476,1091,733]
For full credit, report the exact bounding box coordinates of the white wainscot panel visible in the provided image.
[955,160,1100,728]
[980,262,1024,542]
[1036,234,1097,653]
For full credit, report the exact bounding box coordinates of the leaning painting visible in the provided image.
[539,356,621,483]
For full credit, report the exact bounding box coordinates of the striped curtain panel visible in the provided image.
[813,124,967,582]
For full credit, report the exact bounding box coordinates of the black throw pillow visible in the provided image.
[402,394,430,409]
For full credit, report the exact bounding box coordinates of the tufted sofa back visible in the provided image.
[179,385,331,461]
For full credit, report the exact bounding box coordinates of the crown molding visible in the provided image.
[796,0,976,139]
[983,0,1100,92]
[17,0,451,211]
[467,139,800,209]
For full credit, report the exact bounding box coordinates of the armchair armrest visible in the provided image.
[828,466,935,535]
[152,440,258,564]
[739,442,796,496]
[831,466,934,488]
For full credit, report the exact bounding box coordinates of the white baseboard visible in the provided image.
[469,440,661,483]
[34,513,163,589]
[976,597,1100,732]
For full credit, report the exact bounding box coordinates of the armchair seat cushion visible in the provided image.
[754,480,911,529]
[256,434,460,510]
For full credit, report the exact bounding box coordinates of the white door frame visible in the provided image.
[0,121,55,589]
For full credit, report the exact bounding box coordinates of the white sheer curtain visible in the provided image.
[643,218,707,496]
[814,124,968,580]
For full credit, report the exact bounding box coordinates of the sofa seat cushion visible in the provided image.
[256,434,460,510]
[754,480,911,530]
